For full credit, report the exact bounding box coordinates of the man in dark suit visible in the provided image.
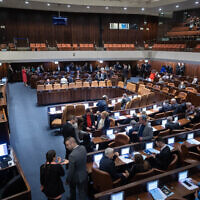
[158,100,172,113]
[97,95,109,112]
[170,98,179,110]
[121,93,131,109]
[65,137,88,200]
[99,148,129,181]
[127,120,140,142]
[165,116,180,131]
[82,108,95,131]
[148,137,172,170]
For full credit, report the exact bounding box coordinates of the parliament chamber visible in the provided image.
[1,1,200,200]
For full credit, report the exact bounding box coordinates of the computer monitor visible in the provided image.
[106,129,114,136]
[168,137,175,145]
[142,107,146,112]
[162,120,167,126]
[153,105,157,109]
[130,110,136,116]
[146,142,153,150]
[93,102,97,107]
[178,170,188,181]
[147,180,158,192]
[114,112,120,118]
[0,143,8,157]
[121,147,130,155]
[50,107,56,113]
[174,116,178,122]
[94,153,103,163]
[84,103,89,109]
[187,133,194,140]
[112,100,115,105]
[118,98,122,102]
[126,126,132,132]
[110,191,124,200]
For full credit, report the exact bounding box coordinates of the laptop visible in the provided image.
[0,143,11,168]
[153,105,157,110]
[50,107,56,114]
[187,133,200,145]
[106,129,115,140]
[145,142,160,154]
[118,98,122,103]
[167,137,175,151]
[93,102,97,107]
[110,191,124,200]
[174,116,178,122]
[84,103,89,109]
[162,119,167,127]
[114,112,120,119]
[121,147,130,156]
[111,100,115,105]
[119,147,133,163]
[61,106,65,111]
[130,110,136,116]
[93,153,103,167]
[178,170,198,190]
[142,107,147,112]
[147,180,167,200]
[126,125,132,133]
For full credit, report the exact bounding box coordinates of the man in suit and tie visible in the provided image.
[133,115,153,142]
[165,116,180,131]
[148,137,172,170]
[97,95,109,112]
[65,137,88,200]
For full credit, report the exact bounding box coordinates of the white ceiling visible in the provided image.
[0,0,199,16]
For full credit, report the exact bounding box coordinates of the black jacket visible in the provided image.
[40,164,65,198]
[99,155,123,181]
[155,146,172,170]
[97,100,108,112]
[165,121,180,130]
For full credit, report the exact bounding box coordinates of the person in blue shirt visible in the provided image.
[160,65,167,73]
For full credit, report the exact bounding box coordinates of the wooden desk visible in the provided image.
[0,108,9,143]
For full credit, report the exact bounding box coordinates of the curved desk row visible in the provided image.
[37,87,132,106]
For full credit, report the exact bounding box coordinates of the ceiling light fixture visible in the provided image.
[0,0,3,2]
[141,8,145,11]
[176,5,179,8]
[47,3,50,6]
[86,6,90,9]
[67,5,71,8]
[195,1,199,4]
[158,8,162,11]
[25,1,29,4]
[124,7,127,10]
[105,6,109,10]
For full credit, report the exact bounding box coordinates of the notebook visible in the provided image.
[147,180,167,200]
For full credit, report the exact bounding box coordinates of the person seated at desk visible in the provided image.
[173,102,189,114]
[95,71,101,81]
[192,77,198,84]
[82,108,95,131]
[45,78,51,85]
[96,111,110,134]
[178,81,186,89]
[40,150,67,200]
[191,107,200,123]
[185,102,195,118]
[67,75,74,83]
[129,154,151,178]
[158,77,164,84]
[170,98,179,110]
[165,116,180,131]
[127,120,140,142]
[97,95,109,112]
[86,74,92,83]
[147,137,172,170]
[60,76,68,84]
[99,148,129,181]
[121,93,131,109]
[158,100,172,113]
[132,115,153,142]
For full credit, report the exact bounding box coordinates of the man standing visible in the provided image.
[65,137,88,200]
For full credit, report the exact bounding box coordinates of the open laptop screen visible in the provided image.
[147,180,158,192]
[178,171,188,181]
[111,191,124,200]
[0,143,8,157]
[146,142,153,150]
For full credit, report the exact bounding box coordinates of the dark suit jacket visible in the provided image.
[159,103,172,112]
[155,146,172,170]
[173,103,186,114]
[96,116,110,134]
[121,97,131,109]
[165,121,180,130]
[66,145,87,184]
[82,114,95,130]
[99,155,123,181]
[97,100,108,112]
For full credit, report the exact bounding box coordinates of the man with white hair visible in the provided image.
[99,148,129,181]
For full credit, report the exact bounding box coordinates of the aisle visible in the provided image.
[8,83,68,200]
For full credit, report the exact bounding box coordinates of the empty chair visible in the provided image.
[75,104,85,116]
[83,82,90,87]
[91,81,99,87]
[37,85,45,91]
[61,84,68,89]
[162,87,169,93]
[125,101,131,109]
[166,154,178,171]
[108,134,130,147]
[113,102,121,111]
[53,83,61,90]
[99,81,106,87]
[91,168,120,192]
[176,92,187,101]
[75,81,82,88]
[107,80,112,87]
[168,82,175,87]
[68,82,76,88]
[130,168,155,182]
[117,81,124,88]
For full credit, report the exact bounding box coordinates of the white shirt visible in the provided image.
[60,77,68,84]
[98,118,105,130]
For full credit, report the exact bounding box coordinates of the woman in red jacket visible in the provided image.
[22,67,27,86]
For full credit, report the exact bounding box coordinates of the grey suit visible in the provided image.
[139,123,153,141]
[66,145,88,200]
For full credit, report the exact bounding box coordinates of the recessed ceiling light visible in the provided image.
[141,7,145,11]
[176,5,179,8]
[161,12,164,15]
[25,1,29,4]
[86,6,90,9]
[124,7,127,10]
[105,6,109,10]
[67,5,71,8]
[195,1,199,4]
[47,3,50,6]
[158,8,162,11]
[0,0,3,3]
